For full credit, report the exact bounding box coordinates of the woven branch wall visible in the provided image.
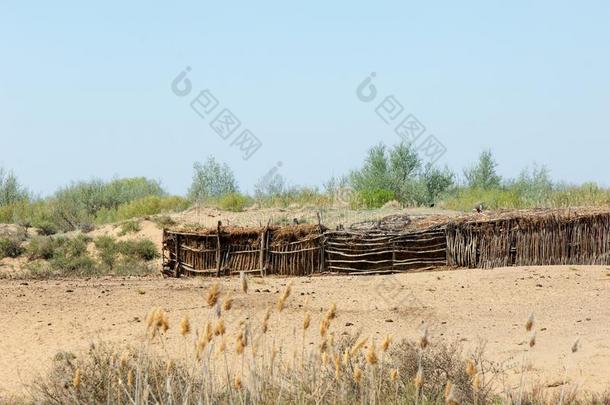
[162,210,610,276]
[446,212,610,269]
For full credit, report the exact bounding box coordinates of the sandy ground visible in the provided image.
[1,265,609,398]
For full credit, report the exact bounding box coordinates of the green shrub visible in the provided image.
[37,221,58,236]
[47,177,168,232]
[152,215,176,229]
[0,237,24,259]
[49,235,96,276]
[27,236,57,260]
[80,223,96,233]
[50,255,97,276]
[216,192,250,212]
[94,236,120,270]
[118,239,158,261]
[94,236,158,272]
[358,188,396,208]
[95,196,189,224]
[90,236,158,276]
[254,186,332,208]
[118,220,141,236]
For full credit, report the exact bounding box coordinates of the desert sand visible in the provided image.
[1,264,609,398]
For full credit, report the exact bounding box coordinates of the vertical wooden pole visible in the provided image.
[259,228,265,277]
[174,233,181,278]
[216,221,222,277]
[261,219,271,276]
[317,212,325,273]
[392,240,396,272]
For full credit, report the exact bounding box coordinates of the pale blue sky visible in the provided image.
[1,1,609,196]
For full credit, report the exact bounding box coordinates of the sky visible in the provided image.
[1,1,609,196]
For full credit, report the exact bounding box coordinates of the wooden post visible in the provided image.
[259,228,266,277]
[174,233,181,278]
[260,219,271,276]
[317,212,325,273]
[391,241,396,272]
[216,221,222,277]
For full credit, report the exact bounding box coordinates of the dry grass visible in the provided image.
[6,284,607,405]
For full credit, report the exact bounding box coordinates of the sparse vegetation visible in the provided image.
[119,220,142,236]
[20,290,610,405]
[0,176,187,234]
[94,236,158,275]
[95,195,189,224]
[3,233,159,279]
[152,215,176,229]
[36,221,59,236]
[216,192,251,212]
[0,237,24,259]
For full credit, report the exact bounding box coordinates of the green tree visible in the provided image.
[350,144,393,193]
[512,164,553,205]
[350,143,437,207]
[0,167,29,207]
[254,172,287,198]
[188,157,238,201]
[421,164,454,205]
[463,150,502,189]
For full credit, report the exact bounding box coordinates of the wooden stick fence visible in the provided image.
[446,211,610,268]
[162,210,610,276]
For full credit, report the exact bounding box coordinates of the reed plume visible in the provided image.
[353,366,362,384]
[320,317,330,337]
[180,316,191,337]
[529,331,537,348]
[350,337,368,357]
[419,326,429,349]
[526,312,535,332]
[214,319,226,336]
[414,365,423,391]
[276,282,293,312]
[366,344,378,365]
[445,383,459,405]
[326,302,337,320]
[381,334,392,352]
[303,312,311,331]
[233,373,242,389]
[207,283,221,307]
[262,306,272,334]
[571,338,580,353]
[223,295,233,311]
[466,358,476,378]
[73,368,81,390]
[333,353,341,380]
